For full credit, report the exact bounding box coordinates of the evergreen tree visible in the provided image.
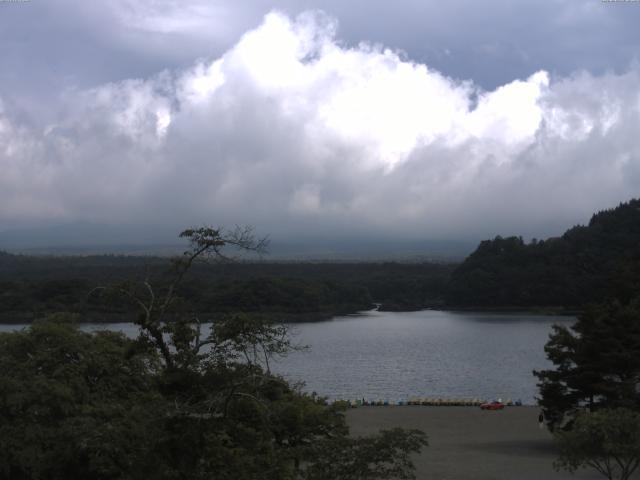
[534,298,640,430]
[447,198,640,308]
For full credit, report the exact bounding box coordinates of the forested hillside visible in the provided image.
[446,199,640,308]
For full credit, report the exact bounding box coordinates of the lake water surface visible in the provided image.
[274,310,572,404]
[1,310,572,404]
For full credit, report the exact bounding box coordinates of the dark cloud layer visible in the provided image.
[3,0,639,95]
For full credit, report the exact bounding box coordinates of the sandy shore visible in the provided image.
[346,406,608,480]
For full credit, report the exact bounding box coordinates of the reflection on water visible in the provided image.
[0,310,572,404]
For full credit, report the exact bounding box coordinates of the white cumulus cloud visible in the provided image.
[1,11,640,243]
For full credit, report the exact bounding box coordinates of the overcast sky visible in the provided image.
[1,0,640,248]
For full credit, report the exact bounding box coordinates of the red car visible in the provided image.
[480,401,505,410]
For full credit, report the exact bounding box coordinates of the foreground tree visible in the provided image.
[534,298,640,430]
[0,316,166,479]
[0,227,428,480]
[554,408,640,480]
[93,225,271,370]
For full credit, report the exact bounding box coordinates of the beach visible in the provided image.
[346,406,606,480]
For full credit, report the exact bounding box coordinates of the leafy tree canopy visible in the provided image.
[555,408,640,480]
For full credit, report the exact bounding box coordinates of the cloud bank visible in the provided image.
[1,11,640,242]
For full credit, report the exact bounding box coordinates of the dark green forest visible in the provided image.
[2,198,640,323]
[0,253,453,323]
[447,198,640,309]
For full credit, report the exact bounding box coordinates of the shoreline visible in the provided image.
[0,305,579,325]
[379,305,580,316]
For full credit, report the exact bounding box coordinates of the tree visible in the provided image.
[0,226,428,480]
[534,298,640,431]
[0,314,166,480]
[302,428,427,480]
[554,408,640,480]
[447,198,640,309]
[92,225,270,369]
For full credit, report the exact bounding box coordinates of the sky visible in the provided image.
[1,0,640,251]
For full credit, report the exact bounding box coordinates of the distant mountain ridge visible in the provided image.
[446,198,640,308]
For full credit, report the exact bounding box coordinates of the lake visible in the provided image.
[0,309,572,404]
